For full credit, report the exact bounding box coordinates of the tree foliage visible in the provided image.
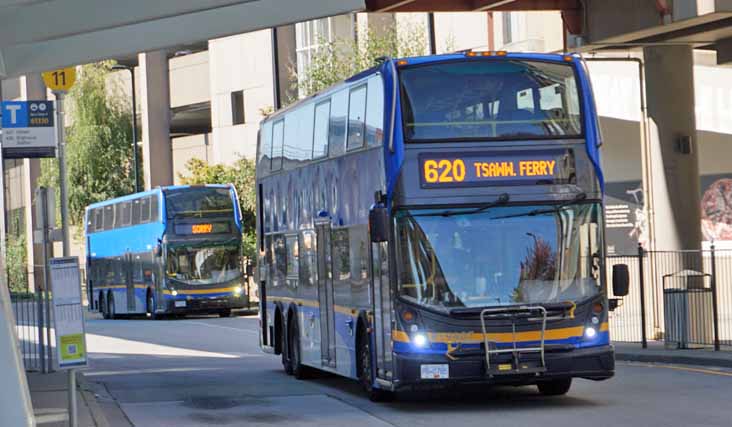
[295,25,427,99]
[178,158,257,258]
[6,232,28,293]
[39,61,138,227]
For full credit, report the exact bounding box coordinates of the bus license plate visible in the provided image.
[174,301,187,308]
[420,364,449,379]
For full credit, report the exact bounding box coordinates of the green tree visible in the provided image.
[295,25,428,98]
[39,61,139,228]
[6,232,28,293]
[178,157,257,258]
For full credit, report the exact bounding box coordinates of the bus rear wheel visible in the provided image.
[288,318,307,380]
[281,315,293,375]
[537,378,572,396]
[358,326,393,402]
[101,294,110,319]
[146,292,158,320]
[107,294,116,320]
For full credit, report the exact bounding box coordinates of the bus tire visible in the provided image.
[101,294,110,319]
[146,291,158,320]
[218,309,232,318]
[281,313,293,375]
[107,293,116,320]
[289,318,308,380]
[537,378,572,396]
[357,325,393,402]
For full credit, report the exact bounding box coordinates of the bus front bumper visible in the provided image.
[166,295,248,313]
[392,345,614,390]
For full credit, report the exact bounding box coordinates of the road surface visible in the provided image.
[82,314,732,427]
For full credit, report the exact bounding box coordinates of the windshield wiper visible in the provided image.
[489,192,586,220]
[413,193,510,218]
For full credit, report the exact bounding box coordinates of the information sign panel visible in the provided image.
[49,257,87,369]
[1,100,56,158]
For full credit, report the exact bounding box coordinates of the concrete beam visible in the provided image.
[0,0,365,78]
[139,51,173,189]
[365,0,578,12]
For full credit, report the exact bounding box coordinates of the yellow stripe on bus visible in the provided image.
[393,323,609,344]
[163,286,238,295]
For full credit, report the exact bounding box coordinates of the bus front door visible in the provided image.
[371,241,393,380]
[125,251,135,312]
[315,222,336,368]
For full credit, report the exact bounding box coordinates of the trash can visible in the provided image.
[663,270,714,349]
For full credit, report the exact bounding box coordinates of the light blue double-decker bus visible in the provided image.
[86,184,249,319]
[256,51,629,400]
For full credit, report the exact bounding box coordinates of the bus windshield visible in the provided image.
[399,59,582,141]
[165,187,234,219]
[395,203,602,310]
[167,245,241,285]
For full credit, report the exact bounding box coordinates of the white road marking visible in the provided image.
[84,367,224,377]
[87,333,239,358]
[178,320,258,334]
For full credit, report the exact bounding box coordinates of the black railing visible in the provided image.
[608,245,731,351]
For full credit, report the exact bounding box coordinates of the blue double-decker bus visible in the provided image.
[256,51,629,400]
[86,184,249,319]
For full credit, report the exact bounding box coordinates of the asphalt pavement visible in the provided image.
[80,314,732,427]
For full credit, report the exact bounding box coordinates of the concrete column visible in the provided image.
[139,50,173,189]
[643,45,702,250]
[19,74,46,292]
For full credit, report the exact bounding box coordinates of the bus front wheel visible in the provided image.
[146,292,158,320]
[358,326,393,402]
[101,294,110,320]
[537,378,572,396]
[218,309,232,318]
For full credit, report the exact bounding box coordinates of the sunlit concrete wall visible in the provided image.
[208,30,275,164]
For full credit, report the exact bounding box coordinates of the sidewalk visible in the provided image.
[27,370,107,427]
[614,341,732,368]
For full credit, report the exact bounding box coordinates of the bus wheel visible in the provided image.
[146,292,158,320]
[101,294,110,320]
[281,316,293,375]
[289,319,308,380]
[537,378,572,396]
[218,309,232,318]
[358,326,393,402]
[107,294,116,320]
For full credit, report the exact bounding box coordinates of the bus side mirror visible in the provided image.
[369,206,389,243]
[153,243,163,257]
[612,264,630,297]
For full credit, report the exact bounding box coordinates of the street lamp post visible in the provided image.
[112,64,141,193]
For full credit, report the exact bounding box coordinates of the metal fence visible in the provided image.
[608,245,732,351]
[10,290,55,372]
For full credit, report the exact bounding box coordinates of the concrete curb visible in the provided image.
[616,351,732,369]
[78,374,110,427]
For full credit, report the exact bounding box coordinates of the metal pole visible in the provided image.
[710,243,720,351]
[638,243,648,349]
[427,13,437,55]
[68,369,77,427]
[55,92,70,256]
[271,27,281,110]
[38,187,50,372]
[130,68,140,193]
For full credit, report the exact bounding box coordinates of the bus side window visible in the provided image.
[131,199,141,225]
[285,234,299,286]
[103,205,115,231]
[94,208,104,232]
[273,234,287,287]
[121,201,132,227]
[271,120,285,171]
[329,89,348,157]
[299,231,316,287]
[332,228,350,282]
[140,197,151,223]
[347,85,367,150]
[313,100,330,159]
[366,76,384,147]
[150,195,159,222]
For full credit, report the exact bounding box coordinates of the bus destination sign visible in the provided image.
[419,150,574,188]
[175,222,231,235]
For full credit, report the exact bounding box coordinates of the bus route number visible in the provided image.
[423,159,466,184]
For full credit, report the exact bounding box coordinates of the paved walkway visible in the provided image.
[27,370,107,427]
[615,341,732,368]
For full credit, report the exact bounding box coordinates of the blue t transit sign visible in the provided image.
[1,100,56,158]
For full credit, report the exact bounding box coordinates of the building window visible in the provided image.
[231,90,245,125]
[295,16,351,98]
[502,12,513,45]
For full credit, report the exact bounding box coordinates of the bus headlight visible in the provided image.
[412,333,429,348]
[171,290,178,297]
[234,286,243,296]
[584,326,597,339]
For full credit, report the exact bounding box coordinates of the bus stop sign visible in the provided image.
[1,100,56,158]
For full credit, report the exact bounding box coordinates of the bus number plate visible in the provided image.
[420,364,449,379]
[174,301,187,308]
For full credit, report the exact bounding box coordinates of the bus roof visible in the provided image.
[85,184,232,210]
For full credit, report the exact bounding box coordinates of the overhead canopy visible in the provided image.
[364,0,579,13]
[0,0,365,78]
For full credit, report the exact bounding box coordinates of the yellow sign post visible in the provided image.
[41,67,76,92]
